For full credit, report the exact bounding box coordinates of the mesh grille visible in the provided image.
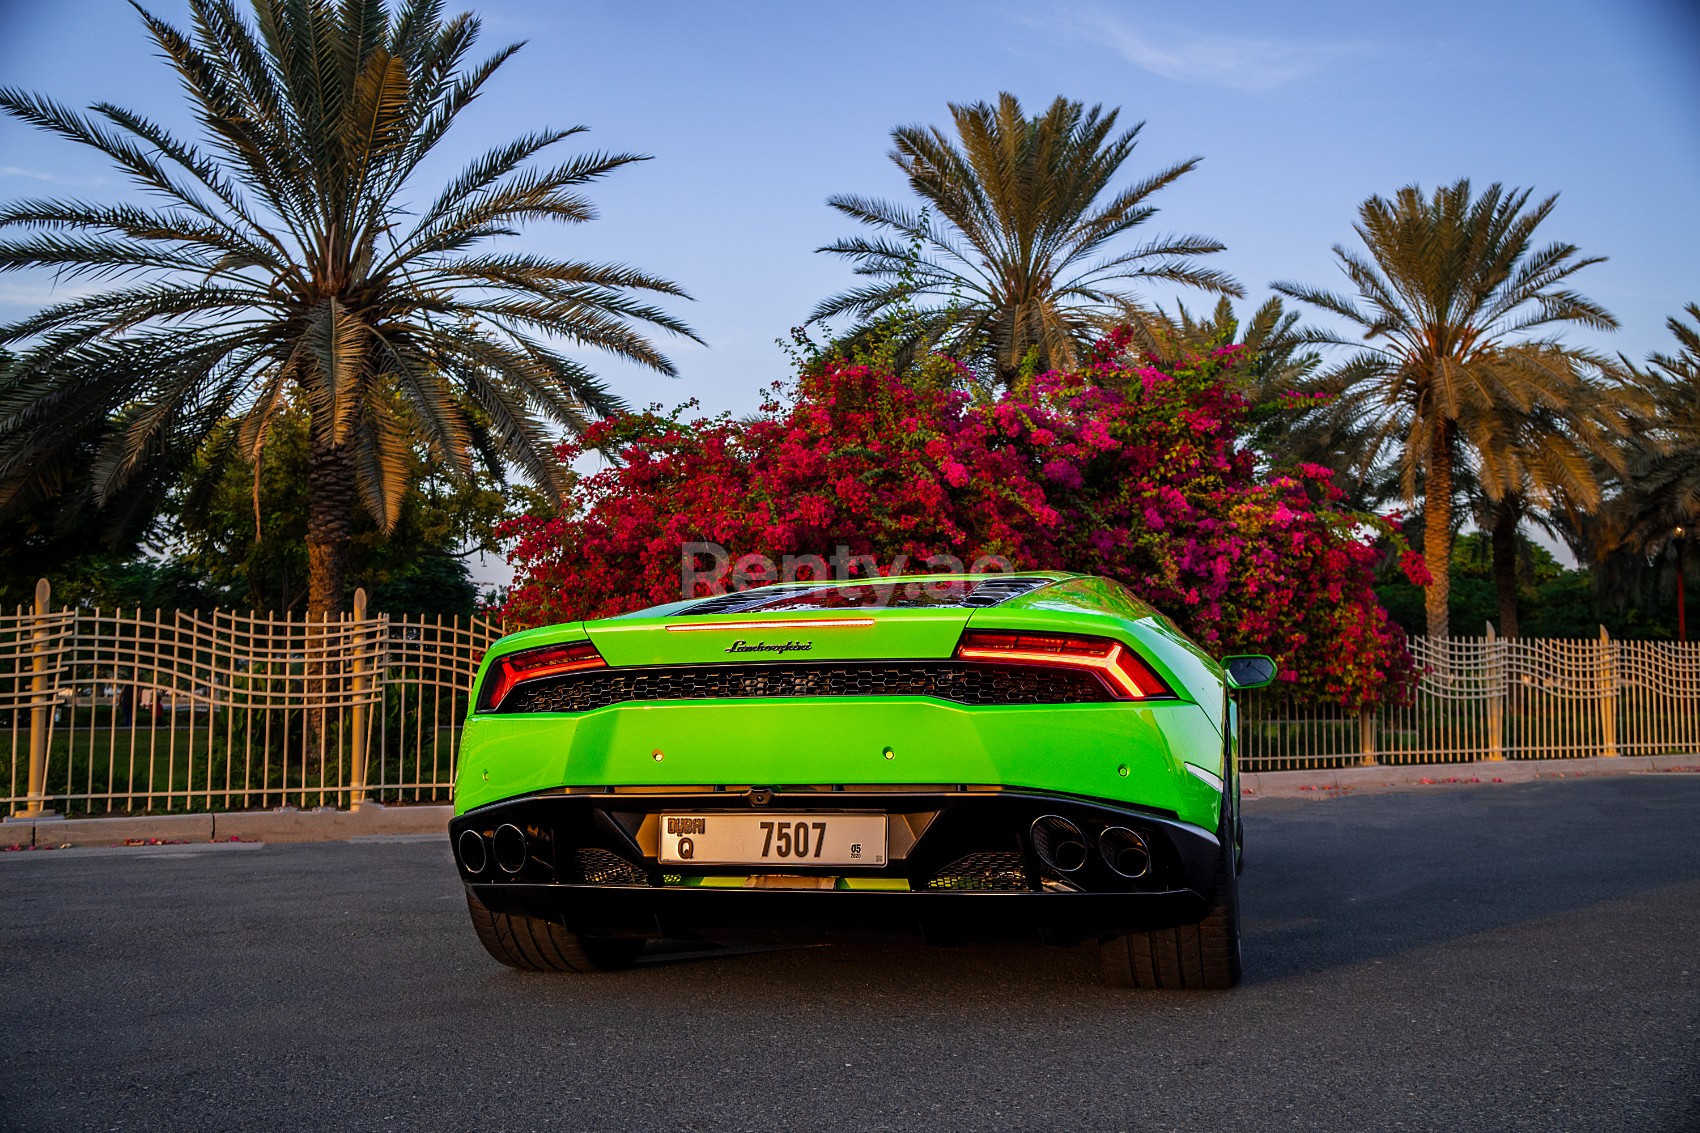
[959,577,1050,607]
[576,848,648,886]
[927,852,1029,891]
[501,661,1111,713]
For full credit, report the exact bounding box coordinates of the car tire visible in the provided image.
[1100,818,1242,990]
[465,890,643,973]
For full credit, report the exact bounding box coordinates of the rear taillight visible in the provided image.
[954,630,1169,699]
[479,640,606,711]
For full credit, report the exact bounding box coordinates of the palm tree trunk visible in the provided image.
[1423,424,1455,640]
[1490,502,1520,638]
[304,430,355,778]
[306,433,355,618]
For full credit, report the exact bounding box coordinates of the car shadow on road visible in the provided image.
[588,778,1700,993]
[1236,777,1700,986]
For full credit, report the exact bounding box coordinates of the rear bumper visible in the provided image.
[451,787,1221,944]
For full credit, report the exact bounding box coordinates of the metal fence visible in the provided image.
[1240,628,1700,771]
[4,581,1696,816]
[2,581,499,817]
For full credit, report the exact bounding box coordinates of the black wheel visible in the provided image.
[1100,809,1242,990]
[465,890,643,973]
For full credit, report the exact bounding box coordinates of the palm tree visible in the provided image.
[1469,392,1629,637]
[1600,304,1700,636]
[812,93,1241,387]
[1274,180,1618,638]
[1613,305,1700,536]
[0,0,697,616]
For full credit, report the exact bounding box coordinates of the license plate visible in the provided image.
[658,813,887,866]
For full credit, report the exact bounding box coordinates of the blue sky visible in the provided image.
[2,0,1696,426]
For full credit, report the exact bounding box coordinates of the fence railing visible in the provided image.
[5,582,1696,816]
[1239,627,1700,771]
[2,581,500,817]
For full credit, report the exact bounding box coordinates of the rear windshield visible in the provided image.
[682,577,1050,614]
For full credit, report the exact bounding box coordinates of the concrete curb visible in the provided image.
[213,804,452,843]
[3,803,451,850]
[8,813,213,849]
[1241,752,1700,799]
[6,754,1698,847]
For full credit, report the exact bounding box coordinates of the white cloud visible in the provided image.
[1043,11,1371,92]
[0,165,108,187]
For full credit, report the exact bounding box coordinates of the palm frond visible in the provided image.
[0,0,694,605]
[817,92,1233,384]
[1280,178,1630,635]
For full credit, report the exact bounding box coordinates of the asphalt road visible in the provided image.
[2,777,1697,1133]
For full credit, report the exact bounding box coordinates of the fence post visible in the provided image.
[1485,622,1504,761]
[1598,625,1618,757]
[348,587,372,811]
[20,578,56,818]
[1358,708,1377,766]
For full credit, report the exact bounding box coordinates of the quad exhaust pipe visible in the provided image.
[458,824,541,878]
[1029,815,1089,873]
[1029,816,1154,880]
[1098,826,1152,879]
[456,828,488,875]
[493,823,529,874]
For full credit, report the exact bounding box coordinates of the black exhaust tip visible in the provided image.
[1098,826,1151,879]
[456,828,489,874]
[493,823,529,874]
[1029,814,1089,873]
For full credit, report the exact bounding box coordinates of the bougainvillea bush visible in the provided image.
[498,334,1417,708]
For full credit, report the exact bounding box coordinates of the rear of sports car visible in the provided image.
[449,573,1246,988]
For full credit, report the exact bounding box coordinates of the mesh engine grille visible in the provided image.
[927,852,1029,891]
[959,577,1049,607]
[502,661,1111,713]
[576,848,648,886]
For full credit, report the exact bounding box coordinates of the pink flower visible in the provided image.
[1041,459,1083,488]
[499,336,1415,713]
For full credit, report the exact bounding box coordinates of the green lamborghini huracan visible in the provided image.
[448,572,1273,988]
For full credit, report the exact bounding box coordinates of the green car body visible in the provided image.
[450,573,1264,988]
